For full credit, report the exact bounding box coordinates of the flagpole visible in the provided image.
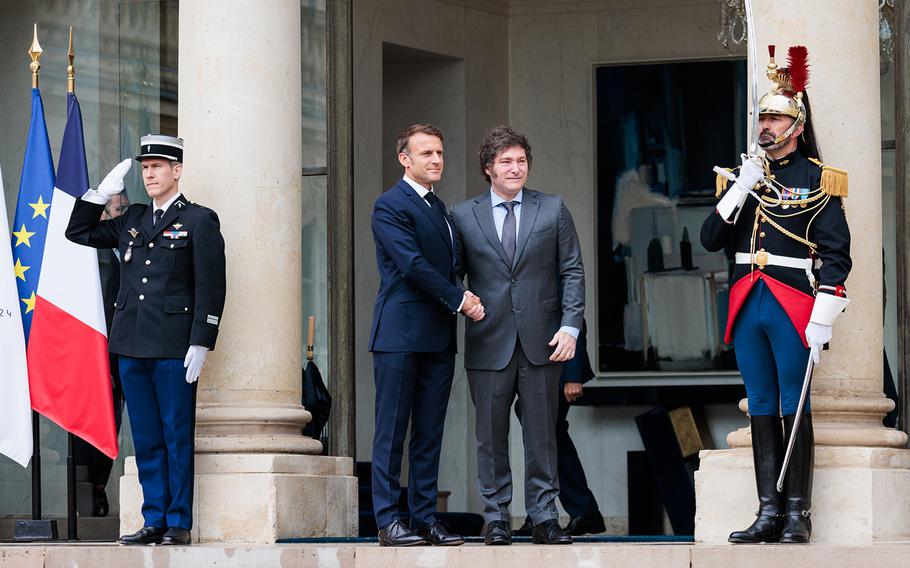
[28,20,44,526]
[65,26,79,542]
[15,23,58,542]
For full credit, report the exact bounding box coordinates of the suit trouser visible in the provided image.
[515,391,599,519]
[371,350,455,528]
[468,340,562,525]
[120,356,197,529]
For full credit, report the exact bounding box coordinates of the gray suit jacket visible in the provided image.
[453,188,584,370]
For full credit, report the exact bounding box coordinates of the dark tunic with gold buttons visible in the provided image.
[700,150,851,345]
[66,193,226,359]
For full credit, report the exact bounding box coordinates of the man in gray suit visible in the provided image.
[452,125,584,546]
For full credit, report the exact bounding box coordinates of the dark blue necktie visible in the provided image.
[425,191,451,247]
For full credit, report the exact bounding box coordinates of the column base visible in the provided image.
[120,453,358,543]
[695,446,910,544]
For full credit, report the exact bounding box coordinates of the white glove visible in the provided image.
[183,345,209,384]
[733,153,765,193]
[805,322,832,365]
[83,159,132,205]
[716,155,765,221]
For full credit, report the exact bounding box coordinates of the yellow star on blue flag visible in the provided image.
[12,224,36,247]
[12,86,55,343]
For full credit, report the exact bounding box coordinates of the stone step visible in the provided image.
[0,543,908,568]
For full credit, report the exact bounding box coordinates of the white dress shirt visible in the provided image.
[153,192,182,217]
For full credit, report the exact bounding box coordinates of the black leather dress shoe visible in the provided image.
[415,521,464,546]
[483,520,512,545]
[119,526,165,545]
[378,520,427,547]
[532,519,573,545]
[565,511,606,536]
[161,527,192,545]
[514,517,533,537]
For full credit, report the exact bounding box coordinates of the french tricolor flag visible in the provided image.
[26,92,118,459]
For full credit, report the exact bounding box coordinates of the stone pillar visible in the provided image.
[696,1,910,544]
[119,0,357,543]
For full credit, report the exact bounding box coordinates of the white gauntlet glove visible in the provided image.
[184,345,209,384]
[716,154,764,222]
[804,322,832,365]
[83,159,132,205]
[805,292,850,364]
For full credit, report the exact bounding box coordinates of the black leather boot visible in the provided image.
[780,413,813,544]
[728,415,784,543]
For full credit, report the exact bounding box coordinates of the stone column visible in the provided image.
[119,0,357,543]
[696,0,910,544]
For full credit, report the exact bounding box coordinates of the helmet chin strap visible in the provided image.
[772,113,806,145]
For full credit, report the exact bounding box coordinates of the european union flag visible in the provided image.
[11,88,55,342]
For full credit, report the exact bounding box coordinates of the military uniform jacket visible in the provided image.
[66,193,226,359]
[700,150,851,344]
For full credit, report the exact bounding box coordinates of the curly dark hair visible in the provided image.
[396,123,445,156]
[478,125,532,183]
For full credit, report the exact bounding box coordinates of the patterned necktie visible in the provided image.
[501,201,517,264]
[154,209,164,227]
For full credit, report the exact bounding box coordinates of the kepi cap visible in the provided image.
[136,134,184,163]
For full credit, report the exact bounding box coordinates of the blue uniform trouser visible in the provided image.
[120,356,197,529]
[732,280,811,417]
[371,350,455,529]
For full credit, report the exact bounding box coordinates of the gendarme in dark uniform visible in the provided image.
[66,135,226,546]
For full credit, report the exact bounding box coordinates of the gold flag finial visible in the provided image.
[67,26,75,93]
[28,23,43,89]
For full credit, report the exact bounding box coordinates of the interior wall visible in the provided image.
[353,0,509,514]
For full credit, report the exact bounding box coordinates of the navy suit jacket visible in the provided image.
[369,180,464,353]
[561,320,594,386]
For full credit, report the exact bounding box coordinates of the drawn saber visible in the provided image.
[744,0,760,154]
[711,1,784,204]
[776,355,815,492]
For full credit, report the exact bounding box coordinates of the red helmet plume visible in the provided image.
[787,46,809,94]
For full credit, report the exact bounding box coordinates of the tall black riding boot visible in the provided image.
[728,415,785,543]
[780,412,814,544]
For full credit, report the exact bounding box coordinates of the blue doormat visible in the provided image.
[276,535,694,544]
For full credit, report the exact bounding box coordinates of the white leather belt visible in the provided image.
[735,251,820,287]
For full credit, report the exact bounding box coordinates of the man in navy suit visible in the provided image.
[369,124,484,547]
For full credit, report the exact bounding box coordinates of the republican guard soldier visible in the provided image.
[701,46,851,544]
[66,135,226,546]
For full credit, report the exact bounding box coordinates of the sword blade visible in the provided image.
[744,0,760,155]
[776,355,814,492]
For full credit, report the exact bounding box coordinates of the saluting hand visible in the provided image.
[95,159,132,201]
